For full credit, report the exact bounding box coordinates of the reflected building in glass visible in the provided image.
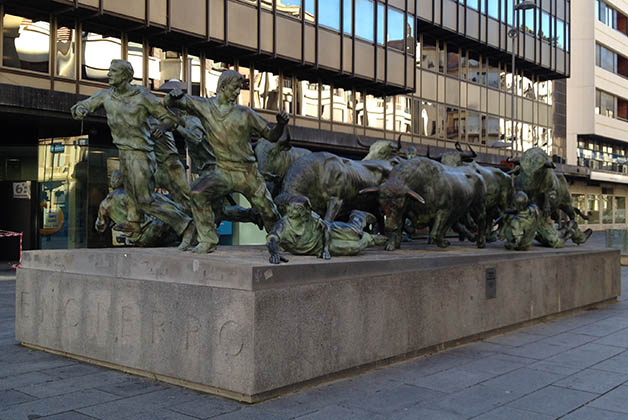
[0,0,573,252]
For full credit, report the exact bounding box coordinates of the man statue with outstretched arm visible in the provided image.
[71,59,195,249]
[164,70,289,253]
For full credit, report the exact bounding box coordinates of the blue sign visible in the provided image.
[50,144,65,153]
[217,221,232,235]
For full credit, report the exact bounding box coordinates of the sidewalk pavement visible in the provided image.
[2,232,628,419]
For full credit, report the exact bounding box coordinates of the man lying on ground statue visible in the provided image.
[173,109,264,249]
[267,196,387,264]
[70,59,195,250]
[95,170,179,247]
[498,191,573,250]
[164,70,289,253]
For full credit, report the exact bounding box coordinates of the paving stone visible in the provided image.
[506,385,597,417]
[538,332,599,348]
[472,406,555,420]
[484,331,545,347]
[589,385,628,414]
[0,359,77,377]
[0,389,119,420]
[41,363,107,380]
[571,319,628,338]
[528,360,584,376]
[295,405,387,420]
[0,389,36,407]
[394,353,477,378]
[479,367,565,395]
[428,384,524,417]
[211,406,291,419]
[554,369,628,394]
[408,367,496,393]
[561,406,628,420]
[40,412,100,420]
[169,395,242,419]
[0,372,55,391]
[340,383,446,415]
[596,330,628,348]
[95,378,168,397]
[497,341,569,360]
[544,343,625,369]
[593,351,628,374]
[121,408,201,420]
[390,406,467,419]
[458,354,534,376]
[15,371,132,399]
[76,388,200,420]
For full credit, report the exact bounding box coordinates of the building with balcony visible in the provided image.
[567,0,628,229]
[0,0,570,255]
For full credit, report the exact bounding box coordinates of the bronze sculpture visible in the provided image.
[267,196,387,264]
[164,70,289,253]
[95,170,178,247]
[71,59,196,250]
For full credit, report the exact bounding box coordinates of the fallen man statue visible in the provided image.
[266,196,387,264]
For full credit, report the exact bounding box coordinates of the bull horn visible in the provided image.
[545,159,556,169]
[508,165,521,175]
[397,134,402,151]
[356,136,370,149]
[455,142,463,152]
[406,189,425,204]
[426,145,442,162]
[359,186,379,195]
[466,143,477,158]
[506,156,520,165]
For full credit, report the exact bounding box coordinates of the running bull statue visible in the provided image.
[508,147,592,245]
[360,157,487,250]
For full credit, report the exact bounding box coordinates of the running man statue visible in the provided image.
[71,59,195,249]
[165,70,289,253]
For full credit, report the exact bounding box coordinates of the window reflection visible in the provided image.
[422,36,438,71]
[128,41,143,82]
[253,71,280,111]
[297,80,319,118]
[319,0,340,30]
[466,111,481,143]
[486,116,499,145]
[394,96,412,133]
[276,0,306,19]
[355,0,374,41]
[446,107,459,140]
[387,7,405,51]
[385,97,394,131]
[283,76,294,114]
[421,101,437,137]
[333,87,353,123]
[616,197,626,224]
[148,48,182,91]
[82,32,121,81]
[321,83,332,120]
[56,24,75,79]
[447,45,459,77]
[365,95,384,128]
[204,59,227,97]
[4,14,50,73]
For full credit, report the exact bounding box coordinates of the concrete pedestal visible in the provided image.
[15,244,620,402]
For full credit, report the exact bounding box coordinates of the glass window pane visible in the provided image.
[56,23,76,79]
[319,0,340,30]
[355,0,374,41]
[421,101,437,136]
[486,115,499,145]
[587,194,600,224]
[467,0,479,10]
[556,19,565,49]
[467,111,481,143]
[412,99,421,135]
[4,14,50,73]
[488,0,499,19]
[343,0,352,34]
[387,7,405,50]
[488,60,499,88]
[128,41,143,82]
[277,0,302,18]
[572,194,586,224]
[524,8,535,34]
[365,95,384,128]
[422,35,439,71]
[406,16,415,55]
[603,195,613,224]
[540,12,551,41]
[447,45,459,77]
[385,96,394,130]
[148,48,182,91]
[282,75,294,114]
[82,32,121,81]
[298,80,319,117]
[321,83,332,120]
[203,59,226,97]
[616,196,626,224]
[253,71,280,111]
[446,107,459,140]
[377,3,385,45]
[333,87,353,123]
